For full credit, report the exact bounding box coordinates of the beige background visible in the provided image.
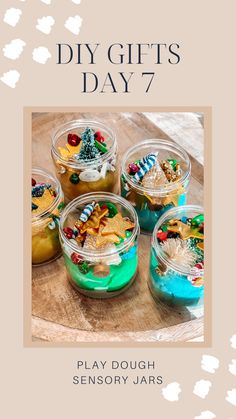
[1,0,235,417]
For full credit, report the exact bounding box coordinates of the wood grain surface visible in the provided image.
[32,112,204,343]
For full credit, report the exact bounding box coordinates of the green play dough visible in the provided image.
[64,253,138,292]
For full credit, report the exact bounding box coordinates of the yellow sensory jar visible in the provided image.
[51,120,118,202]
[121,139,191,234]
[59,192,140,298]
[32,168,64,265]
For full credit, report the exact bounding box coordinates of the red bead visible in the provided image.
[195,262,204,269]
[71,252,83,265]
[67,133,80,146]
[128,163,139,174]
[95,131,105,143]
[32,178,36,186]
[101,204,108,210]
[63,227,74,239]
[157,231,168,241]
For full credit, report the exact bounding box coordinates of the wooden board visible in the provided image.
[32,112,204,343]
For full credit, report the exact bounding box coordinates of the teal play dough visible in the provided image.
[64,252,138,292]
[149,249,203,306]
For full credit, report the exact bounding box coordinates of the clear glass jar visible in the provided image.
[32,168,64,265]
[59,192,140,298]
[149,205,204,307]
[121,139,191,234]
[51,120,118,202]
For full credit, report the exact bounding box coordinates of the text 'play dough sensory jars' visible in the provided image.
[59,192,140,298]
[32,168,64,265]
[51,120,118,202]
[121,139,191,234]
[149,205,204,307]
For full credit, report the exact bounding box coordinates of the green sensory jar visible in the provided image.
[59,192,140,298]
[121,139,191,234]
[51,120,118,202]
[149,205,204,307]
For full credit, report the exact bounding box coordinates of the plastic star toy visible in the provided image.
[168,220,204,240]
[101,213,134,239]
[58,142,81,160]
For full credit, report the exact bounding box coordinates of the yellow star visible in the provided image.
[58,142,81,160]
[101,213,134,239]
[197,241,204,251]
[80,205,109,234]
[96,225,120,248]
[32,189,54,216]
[168,220,204,240]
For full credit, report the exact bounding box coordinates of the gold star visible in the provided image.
[101,213,134,239]
[168,220,204,240]
[96,225,120,248]
[58,142,81,160]
[32,189,54,215]
[79,205,109,234]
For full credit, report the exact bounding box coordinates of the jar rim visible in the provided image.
[153,204,204,276]
[59,192,140,258]
[121,139,191,196]
[32,167,63,223]
[51,119,117,170]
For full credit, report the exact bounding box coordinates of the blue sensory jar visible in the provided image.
[149,205,204,307]
[121,140,191,234]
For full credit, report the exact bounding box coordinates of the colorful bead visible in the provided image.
[128,163,139,175]
[63,227,74,239]
[191,214,204,227]
[78,261,89,274]
[95,131,105,143]
[68,133,81,147]
[69,173,80,184]
[79,201,96,223]
[157,231,168,241]
[32,202,38,210]
[32,178,36,186]
[167,159,177,170]
[71,252,83,265]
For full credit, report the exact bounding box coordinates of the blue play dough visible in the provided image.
[121,181,187,233]
[149,249,204,306]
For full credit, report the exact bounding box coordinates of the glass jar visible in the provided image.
[59,192,140,298]
[121,139,191,234]
[51,120,118,202]
[149,205,204,307]
[32,168,64,265]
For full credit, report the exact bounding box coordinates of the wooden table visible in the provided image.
[32,112,204,343]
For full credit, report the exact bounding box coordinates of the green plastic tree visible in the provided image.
[77,128,100,161]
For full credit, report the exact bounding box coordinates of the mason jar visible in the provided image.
[121,139,191,234]
[32,167,64,265]
[59,192,140,298]
[51,120,118,202]
[149,205,204,307]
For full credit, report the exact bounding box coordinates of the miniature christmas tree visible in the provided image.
[77,128,100,161]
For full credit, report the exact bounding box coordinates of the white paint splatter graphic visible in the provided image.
[195,412,216,419]
[40,0,52,4]
[3,39,26,60]
[230,334,236,349]
[162,382,181,402]
[3,8,22,27]
[32,47,51,64]
[64,15,82,35]
[36,16,55,34]
[193,379,212,399]
[229,359,236,376]
[0,70,20,88]
[226,389,236,406]
[201,355,220,374]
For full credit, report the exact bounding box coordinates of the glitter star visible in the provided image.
[168,220,204,240]
[58,142,81,160]
[101,213,134,239]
